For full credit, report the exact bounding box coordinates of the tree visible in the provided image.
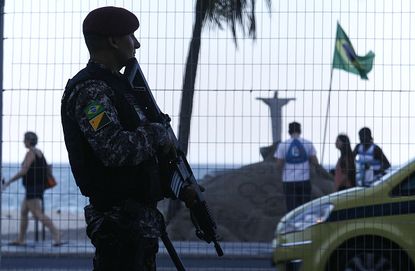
[167,0,272,223]
[178,0,272,155]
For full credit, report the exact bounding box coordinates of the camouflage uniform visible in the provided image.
[65,68,170,271]
[84,202,163,271]
[66,77,168,167]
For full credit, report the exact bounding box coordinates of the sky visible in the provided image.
[2,0,415,167]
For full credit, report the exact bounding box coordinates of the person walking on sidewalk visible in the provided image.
[2,131,62,246]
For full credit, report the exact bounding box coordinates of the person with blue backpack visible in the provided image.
[353,127,390,186]
[275,122,322,212]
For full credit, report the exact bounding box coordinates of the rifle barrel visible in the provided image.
[161,233,186,271]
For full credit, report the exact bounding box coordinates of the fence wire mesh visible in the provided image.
[1,0,415,270]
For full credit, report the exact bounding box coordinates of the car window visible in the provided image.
[391,172,415,197]
[371,167,396,187]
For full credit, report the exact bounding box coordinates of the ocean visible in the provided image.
[0,163,237,213]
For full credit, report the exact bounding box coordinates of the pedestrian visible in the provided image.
[1,132,62,246]
[275,122,321,212]
[334,134,356,191]
[353,127,391,186]
[61,6,197,270]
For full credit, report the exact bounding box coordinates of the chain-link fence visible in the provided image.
[1,0,415,270]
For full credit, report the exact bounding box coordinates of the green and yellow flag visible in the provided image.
[332,23,375,80]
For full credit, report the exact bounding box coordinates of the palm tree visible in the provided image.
[167,0,272,223]
[178,0,272,155]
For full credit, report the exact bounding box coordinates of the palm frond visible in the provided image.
[199,0,271,45]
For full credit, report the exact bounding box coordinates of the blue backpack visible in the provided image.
[286,139,308,164]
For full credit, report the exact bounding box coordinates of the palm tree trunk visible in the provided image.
[166,0,205,224]
[177,0,205,155]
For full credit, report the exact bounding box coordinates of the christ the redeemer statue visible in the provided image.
[257,91,295,144]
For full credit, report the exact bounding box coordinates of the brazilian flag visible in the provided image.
[332,23,375,80]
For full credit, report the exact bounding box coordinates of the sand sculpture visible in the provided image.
[167,160,334,242]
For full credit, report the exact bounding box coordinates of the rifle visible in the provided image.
[161,230,186,271]
[124,58,224,258]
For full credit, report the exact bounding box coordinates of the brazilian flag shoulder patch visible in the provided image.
[84,101,112,131]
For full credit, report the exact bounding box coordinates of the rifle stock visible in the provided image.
[124,58,223,257]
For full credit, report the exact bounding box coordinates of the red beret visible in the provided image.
[83,6,139,36]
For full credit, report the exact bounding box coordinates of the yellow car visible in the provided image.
[272,159,415,271]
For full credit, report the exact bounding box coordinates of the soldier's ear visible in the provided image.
[107,36,119,49]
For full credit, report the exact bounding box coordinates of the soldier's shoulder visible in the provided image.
[70,79,112,100]
[74,79,110,92]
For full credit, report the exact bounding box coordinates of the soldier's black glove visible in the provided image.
[180,184,206,209]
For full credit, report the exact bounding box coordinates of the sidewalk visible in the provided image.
[1,240,273,258]
[0,241,275,271]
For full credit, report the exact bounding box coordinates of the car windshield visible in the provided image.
[371,166,402,187]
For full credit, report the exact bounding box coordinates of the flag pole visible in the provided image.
[321,67,334,164]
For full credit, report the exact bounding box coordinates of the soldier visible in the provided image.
[61,6,196,270]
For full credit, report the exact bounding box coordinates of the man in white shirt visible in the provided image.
[275,122,320,212]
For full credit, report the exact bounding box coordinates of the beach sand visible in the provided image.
[1,208,88,243]
[0,201,171,243]
[167,160,334,242]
